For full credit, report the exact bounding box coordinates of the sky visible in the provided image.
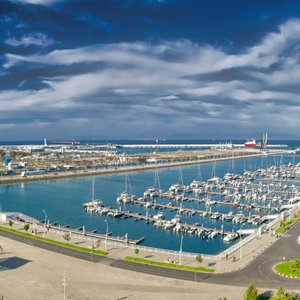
[1,0,300,141]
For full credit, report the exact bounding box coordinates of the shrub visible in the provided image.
[244,283,258,300]
[23,224,30,231]
[63,233,71,241]
[290,260,300,271]
[196,255,203,264]
[276,286,298,300]
[8,220,13,227]
[134,248,139,255]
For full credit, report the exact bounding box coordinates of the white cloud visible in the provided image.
[12,0,63,5]
[6,33,54,47]
[5,18,300,75]
[2,18,300,139]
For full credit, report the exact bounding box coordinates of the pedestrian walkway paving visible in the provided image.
[1,219,287,275]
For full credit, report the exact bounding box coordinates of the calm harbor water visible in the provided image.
[1,153,300,255]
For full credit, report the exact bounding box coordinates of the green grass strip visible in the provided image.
[276,217,299,233]
[294,212,300,219]
[275,260,300,278]
[275,227,286,234]
[124,256,214,273]
[0,225,108,256]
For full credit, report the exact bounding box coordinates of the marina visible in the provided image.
[3,3,300,299]
[1,150,300,254]
[82,160,300,243]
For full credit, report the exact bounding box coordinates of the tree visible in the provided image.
[196,255,203,264]
[277,287,288,299]
[287,292,297,300]
[276,287,297,300]
[24,224,30,231]
[244,283,258,300]
[134,248,139,255]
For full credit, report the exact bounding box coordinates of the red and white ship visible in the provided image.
[244,139,258,148]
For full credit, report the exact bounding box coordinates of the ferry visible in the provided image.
[244,139,258,148]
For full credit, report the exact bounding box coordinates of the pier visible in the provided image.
[6,212,144,245]
[100,206,233,236]
[122,143,288,149]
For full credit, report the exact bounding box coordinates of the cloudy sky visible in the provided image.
[1,0,300,140]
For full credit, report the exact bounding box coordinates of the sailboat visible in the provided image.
[117,174,136,203]
[190,164,205,193]
[224,153,235,181]
[83,179,104,212]
[144,169,163,197]
[169,168,184,193]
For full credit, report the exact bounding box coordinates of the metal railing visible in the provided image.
[3,203,300,262]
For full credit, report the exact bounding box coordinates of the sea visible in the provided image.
[1,139,300,255]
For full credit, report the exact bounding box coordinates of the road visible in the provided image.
[1,222,299,290]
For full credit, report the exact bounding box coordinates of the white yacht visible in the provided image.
[153,211,165,220]
[223,232,239,242]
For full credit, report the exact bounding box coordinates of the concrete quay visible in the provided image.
[0,212,292,274]
[0,150,287,185]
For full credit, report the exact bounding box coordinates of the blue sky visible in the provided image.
[1,0,300,140]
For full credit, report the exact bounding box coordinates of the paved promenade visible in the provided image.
[0,219,299,300]
[0,219,285,273]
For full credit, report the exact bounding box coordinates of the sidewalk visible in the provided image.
[0,220,279,274]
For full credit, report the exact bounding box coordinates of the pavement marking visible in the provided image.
[282,233,293,239]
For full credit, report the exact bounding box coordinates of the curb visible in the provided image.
[272,263,300,279]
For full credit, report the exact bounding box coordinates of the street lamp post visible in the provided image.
[62,273,67,300]
[42,209,47,238]
[179,233,183,265]
[104,219,109,252]
[239,223,245,260]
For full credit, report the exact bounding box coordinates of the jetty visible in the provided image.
[122,143,288,149]
[99,206,232,236]
[6,212,144,245]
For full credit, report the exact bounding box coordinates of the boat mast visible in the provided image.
[92,178,95,201]
[197,163,202,181]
